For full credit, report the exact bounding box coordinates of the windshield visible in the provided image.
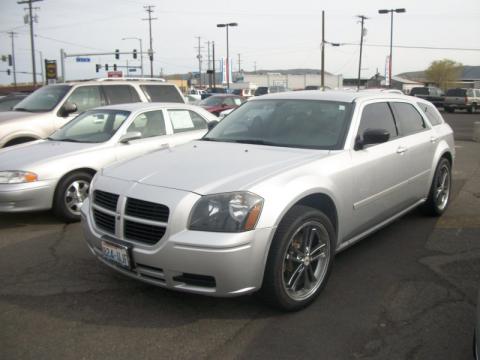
[49,109,130,143]
[410,87,429,96]
[200,96,224,106]
[204,99,352,150]
[13,85,72,112]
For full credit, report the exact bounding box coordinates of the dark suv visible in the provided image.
[410,86,444,108]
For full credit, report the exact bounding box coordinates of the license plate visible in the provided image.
[101,241,131,269]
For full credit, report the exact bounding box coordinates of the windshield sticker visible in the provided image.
[338,105,345,111]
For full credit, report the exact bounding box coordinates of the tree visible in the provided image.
[425,59,463,90]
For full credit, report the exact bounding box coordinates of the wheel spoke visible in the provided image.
[287,264,304,288]
[304,267,311,289]
[291,266,305,291]
[286,253,303,264]
[440,171,448,188]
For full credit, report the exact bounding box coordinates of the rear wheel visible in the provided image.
[260,205,335,311]
[52,171,93,223]
[422,158,451,216]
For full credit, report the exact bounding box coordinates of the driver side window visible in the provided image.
[358,102,398,141]
[65,86,103,113]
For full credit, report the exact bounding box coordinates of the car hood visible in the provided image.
[103,140,329,195]
[0,140,100,170]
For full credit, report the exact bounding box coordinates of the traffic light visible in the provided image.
[8,55,12,66]
[6,69,11,75]
[95,64,101,73]
[113,64,117,71]
[105,64,109,71]
[115,49,120,60]
[133,49,137,59]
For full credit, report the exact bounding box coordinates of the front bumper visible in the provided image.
[81,193,274,297]
[0,180,56,212]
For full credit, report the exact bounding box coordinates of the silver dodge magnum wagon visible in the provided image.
[81,90,454,310]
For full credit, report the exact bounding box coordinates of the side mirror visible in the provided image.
[60,102,77,117]
[207,120,219,131]
[355,128,390,150]
[119,131,142,144]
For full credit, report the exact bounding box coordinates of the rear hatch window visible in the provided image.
[446,89,466,97]
[141,85,184,103]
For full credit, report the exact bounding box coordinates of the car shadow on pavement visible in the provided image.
[0,210,64,229]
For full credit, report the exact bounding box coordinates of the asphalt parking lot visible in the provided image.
[1,112,479,360]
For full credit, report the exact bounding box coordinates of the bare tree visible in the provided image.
[425,59,463,90]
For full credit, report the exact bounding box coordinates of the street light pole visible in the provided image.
[122,37,144,77]
[378,8,406,87]
[216,22,238,90]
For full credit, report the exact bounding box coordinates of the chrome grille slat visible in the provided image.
[93,209,115,234]
[125,198,169,222]
[93,190,119,212]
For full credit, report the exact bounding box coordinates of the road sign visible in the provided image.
[45,60,57,80]
[76,57,91,63]
[107,71,123,78]
[128,68,137,72]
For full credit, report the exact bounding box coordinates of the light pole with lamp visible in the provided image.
[216,22,238,90]
[378,8,406,87]
[122,37,144,77]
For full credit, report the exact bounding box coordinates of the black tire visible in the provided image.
[52,171,93,223]
[444,106,453,113]
[260,205,335,311]
[421,158,451,217]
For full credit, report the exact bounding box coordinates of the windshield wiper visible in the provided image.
[201,137,224,142]
[55,138,82,143]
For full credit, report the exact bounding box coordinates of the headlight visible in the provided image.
[189,192,263,232]
[0,171,38,184]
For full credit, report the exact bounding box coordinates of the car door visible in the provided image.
[114,109,170,162]
[390,101,436,200]
[165,108,209,145]
[347,101,411,238]
[56,85,104,128]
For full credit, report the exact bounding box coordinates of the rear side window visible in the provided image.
[127,110,166,138]
[391,102,426,136]
[446,88,466,97]
[103,85,140,105]
[358,102,398,140]
[141,85,183,103]
[66,86,103,112]
[167,109,207,133]
[417,102,443,126]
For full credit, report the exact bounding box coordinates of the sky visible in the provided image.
[0,0,479,85]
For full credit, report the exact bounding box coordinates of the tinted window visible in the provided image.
[205,100,352,150]
[446,88,466,97]
[168,109,207,133]
[141,85,183,103]
[224,97,236,106]
[391,102,426,135]
[417,102,443,126]
[358,102,397,141]
[66,86,103,112]
[13,85,71,112]
[410,87,429,96]
[103,85,140,105]
[475,89,480,97]
[127,110,166,138]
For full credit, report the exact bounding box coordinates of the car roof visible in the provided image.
[250,89,414,103]
[49,80,175,87]
[89,102,204,112]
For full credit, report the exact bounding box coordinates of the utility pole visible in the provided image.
[356,15,368,90]
[8,31,17,87]
[237,53,241,73]
[212,41,216,88]
[321,10,325,89]
[254,61,257,73]
[195,36,204,87]
[205,40,211,86]
[18,0,42,85]
[142,5,157,78]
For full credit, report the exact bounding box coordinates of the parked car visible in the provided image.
[232,88,255,98]
[187,88,206,102]
[0,79,185,148]
[254,86,288,96]
[82,90,454,311]
[409,86,444,108]
[0,103,217,222]
[443,88,480,113]
[199,94,245,116]
[201,87,227,100]
[0,92,29,112]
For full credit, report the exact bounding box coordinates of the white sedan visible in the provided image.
[0,102,218,222]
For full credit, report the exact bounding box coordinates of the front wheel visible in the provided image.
[52,171,93,222]
[422,158,451,216]
[260,205,335,311]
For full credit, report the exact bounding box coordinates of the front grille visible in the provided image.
[93,209,115,234]
[93,190,119,211]
[124,220,166,245]
[125,197,169,222]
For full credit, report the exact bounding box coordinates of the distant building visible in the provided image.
[241,70,343,90]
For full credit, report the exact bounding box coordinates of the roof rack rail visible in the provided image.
[96,77,166,82]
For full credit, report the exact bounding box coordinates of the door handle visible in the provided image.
[396,146,408,154]
[430,136,438,143]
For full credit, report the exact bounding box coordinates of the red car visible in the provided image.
[199,94,245,116]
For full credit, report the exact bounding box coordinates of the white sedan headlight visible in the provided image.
[189,192,263,232]
[0,171,38,184]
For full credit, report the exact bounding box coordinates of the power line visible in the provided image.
[340,42,480,52]
[35,34,109,51]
